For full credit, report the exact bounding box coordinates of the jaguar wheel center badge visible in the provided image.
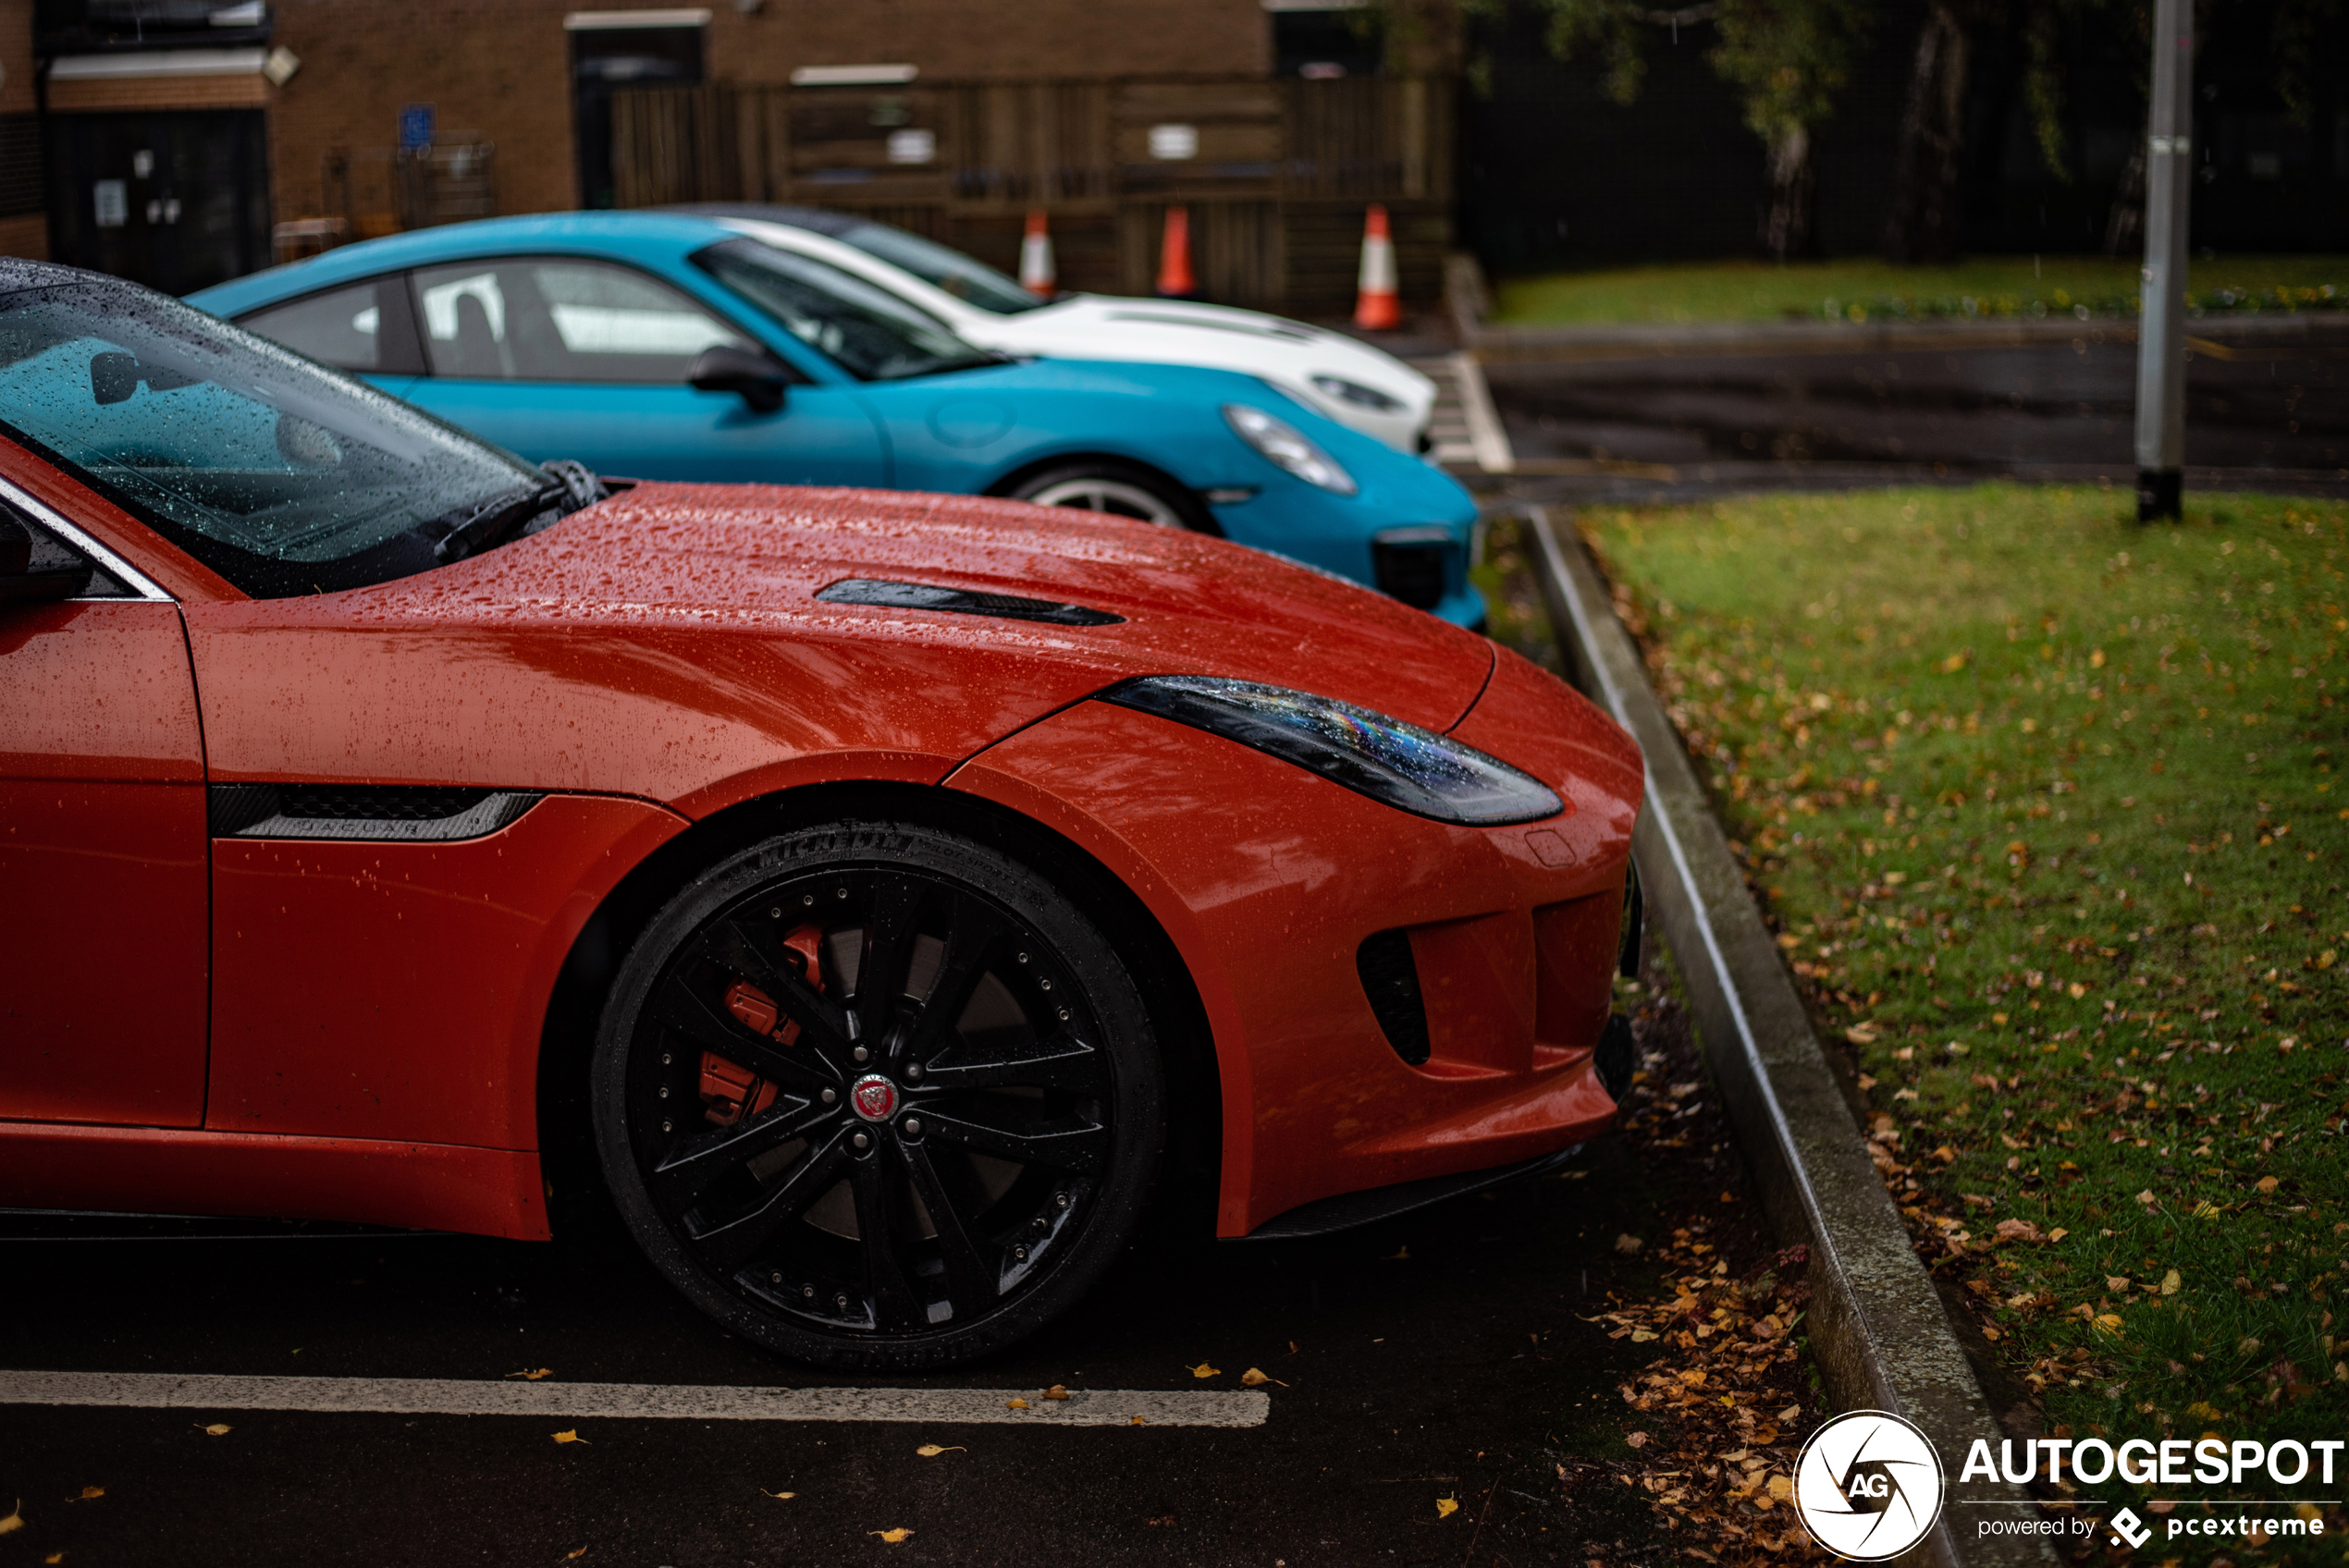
[850,1074,900,1122]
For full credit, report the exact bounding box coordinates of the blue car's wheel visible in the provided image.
[1008,460,1216,533]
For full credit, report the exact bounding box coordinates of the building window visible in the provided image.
[1266,2,1382,78]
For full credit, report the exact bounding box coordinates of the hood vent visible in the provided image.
[818,577,1124,627]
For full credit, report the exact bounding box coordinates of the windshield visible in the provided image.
[0,280,543,597]
[833,221,1046,315]
[695,239,1001,381]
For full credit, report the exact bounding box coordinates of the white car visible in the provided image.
[673,204,1437,455]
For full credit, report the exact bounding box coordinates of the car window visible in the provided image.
[237,275,424,375]
[0,278,545,597]
[835,221,1045,315]
[412,257,751,384]
[695,239,1001,382]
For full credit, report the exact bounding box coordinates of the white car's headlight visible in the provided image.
[1310,374,1408,415]
[1222,404,1358,496]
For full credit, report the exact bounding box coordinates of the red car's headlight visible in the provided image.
[1101,674,1563,827]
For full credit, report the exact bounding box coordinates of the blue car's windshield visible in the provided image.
[695,239,1001,381]
[830,222,1046,315]
[0,279,544,597]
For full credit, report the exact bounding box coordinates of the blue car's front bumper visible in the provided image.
[1205,459,1485,629]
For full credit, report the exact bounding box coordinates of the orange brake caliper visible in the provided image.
[701,923,825,1127]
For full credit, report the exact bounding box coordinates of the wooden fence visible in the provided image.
[609,76,1452,315]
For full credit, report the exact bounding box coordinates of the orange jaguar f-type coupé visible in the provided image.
[0,263,1642,1367]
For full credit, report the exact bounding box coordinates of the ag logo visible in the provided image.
[1791,1410,1946,1561]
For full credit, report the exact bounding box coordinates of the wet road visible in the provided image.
[1483,325,2349,504]
[0,1121,1703,1567]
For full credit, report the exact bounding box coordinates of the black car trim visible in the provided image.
[207,784,541,841]
[816,577,1124,627]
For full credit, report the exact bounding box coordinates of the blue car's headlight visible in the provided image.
[1102,675,1562,826]
[1223,404,1358,496]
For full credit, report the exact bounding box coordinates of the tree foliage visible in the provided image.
[1707,0,1875,153]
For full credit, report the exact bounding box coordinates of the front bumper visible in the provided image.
[1209,492,1486,628]
[951,645,1645,1237]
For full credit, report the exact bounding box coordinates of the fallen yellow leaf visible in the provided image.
[46,1554,63,1564]
[1238,1367,1287,1387]
[0,1500,20,1536]
[758,1489,797,1500]
[1777,1404,1800,1423]
[2257,1176,2281,1194]
[1615,1234,1642,1255]
[1436,1496,1460,1520]
[1042,1385,1071,1401]
[551,1429,588,1445]
[1130,1415,1147,1426]
[1004,1398,1029,1411]
[76,1488,102,1501]
[1187,1363,1219,1379]
[566,1550,587,1561]
[507,1368,553,1380]
[1767,1475,1794,1501]
[914,1444,965,1457]
[200,1424,231,1437]
[871,1528,913,1543]
[2093,1313,2125,1336]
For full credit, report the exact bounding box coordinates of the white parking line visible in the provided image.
[0,1369,1269,1428]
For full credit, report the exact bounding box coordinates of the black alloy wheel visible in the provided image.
[593,820,1162,1369]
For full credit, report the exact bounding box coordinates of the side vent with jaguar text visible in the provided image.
[208,784,540,841]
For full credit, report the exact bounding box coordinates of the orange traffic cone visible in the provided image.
[1155,205,1197,299]
[1019,208,1056,298]
[1353,204,1401,331]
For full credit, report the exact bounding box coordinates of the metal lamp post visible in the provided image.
[2134,0,2193,521]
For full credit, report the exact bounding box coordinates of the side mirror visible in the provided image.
[688,345,790,414]
[0,513,92,604]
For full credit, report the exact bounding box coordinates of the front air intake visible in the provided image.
[1356,928,1431,1065]
[1371,527,1451,610]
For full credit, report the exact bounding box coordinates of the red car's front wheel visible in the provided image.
[592,820,1164,1369]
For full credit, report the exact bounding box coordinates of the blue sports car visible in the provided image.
[190,214,1485,627]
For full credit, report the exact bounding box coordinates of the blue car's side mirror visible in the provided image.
[688,346,790,415]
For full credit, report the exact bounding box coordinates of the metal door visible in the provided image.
[46,110,271,294]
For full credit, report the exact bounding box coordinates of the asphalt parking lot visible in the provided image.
[1483,331,2349,504]
[0,983,1741,1568]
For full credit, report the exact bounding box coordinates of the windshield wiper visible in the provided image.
[431,460,606,564]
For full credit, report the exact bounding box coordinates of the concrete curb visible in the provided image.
[1524,508,2059,1568]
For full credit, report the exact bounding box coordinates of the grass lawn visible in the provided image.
[1490,256,2349,326]
[1567,484,2347,1546]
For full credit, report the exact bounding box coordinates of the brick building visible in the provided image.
[9,1,1456,313]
